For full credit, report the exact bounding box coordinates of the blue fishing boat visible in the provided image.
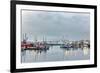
[60,44,72,48]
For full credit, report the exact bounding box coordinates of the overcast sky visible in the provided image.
[21,10,90,42]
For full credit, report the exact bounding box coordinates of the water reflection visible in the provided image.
[21,46,90,63]
[82,47,90,55]
[61,47,89,57]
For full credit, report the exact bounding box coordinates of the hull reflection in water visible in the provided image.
[21,46,90,63]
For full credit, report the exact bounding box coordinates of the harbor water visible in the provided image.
[21,46,90,63]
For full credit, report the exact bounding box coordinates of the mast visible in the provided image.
[34,36,37,43]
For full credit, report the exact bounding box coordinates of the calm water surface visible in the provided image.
[21,46,90,63]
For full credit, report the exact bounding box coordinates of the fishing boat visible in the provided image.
[60,44,72,48]
[21,42,49,50]
[31,42,49,50]
[21,34,49,50]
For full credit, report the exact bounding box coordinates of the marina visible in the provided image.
[21,35,90,51]
[21,34,90,63]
